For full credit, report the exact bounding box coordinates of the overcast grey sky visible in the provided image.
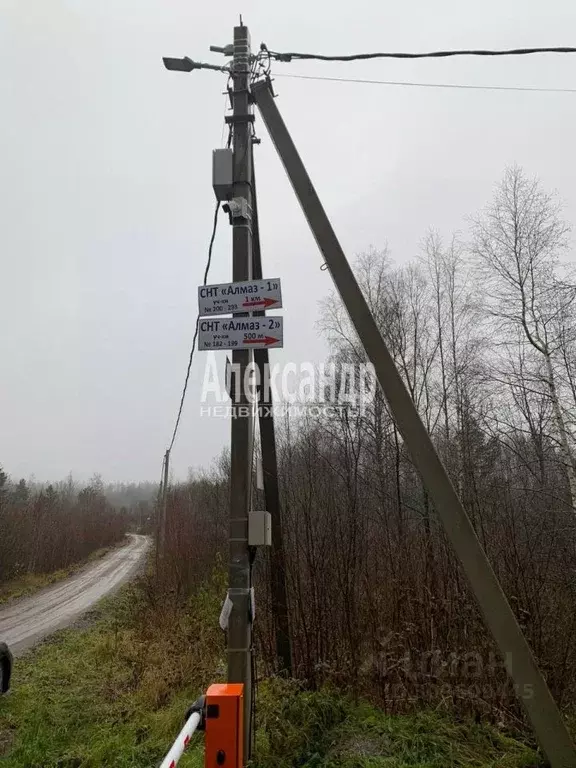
[1,0,575,483]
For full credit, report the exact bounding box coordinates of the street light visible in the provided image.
[162,56,229,74]
[162,56,196,72]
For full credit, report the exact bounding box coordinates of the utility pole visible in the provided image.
[252,76,576,768]
[157,448,170,572]
[251,159,292,675]
[228,21,254,762]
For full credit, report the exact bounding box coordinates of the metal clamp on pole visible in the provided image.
[159,696,206,768]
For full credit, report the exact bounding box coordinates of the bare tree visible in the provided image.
[152,200,576,718]
[472,166,576,509]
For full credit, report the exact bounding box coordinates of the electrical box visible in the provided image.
[205,683,244,767]
[248,510,272,546]
[212,148,234,201]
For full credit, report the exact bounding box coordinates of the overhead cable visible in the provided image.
[263,44,576,63]
[273,72,576,94]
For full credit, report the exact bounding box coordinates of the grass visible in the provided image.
[0,588,213,767]
[0,541,127,605]
[252,680,544,768]
[0,576,548,768]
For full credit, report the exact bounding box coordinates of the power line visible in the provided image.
[273,72,576,94]
[264,44,576,63]
[167,200,220,452]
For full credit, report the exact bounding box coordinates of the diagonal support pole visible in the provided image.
[250,157,292,675]
[252,76,576,768]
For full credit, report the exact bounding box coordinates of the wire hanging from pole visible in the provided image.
[166,200,220,453]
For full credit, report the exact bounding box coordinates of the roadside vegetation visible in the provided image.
[0,581,213,767]
[0,581,544,768]
[159,167,576,724]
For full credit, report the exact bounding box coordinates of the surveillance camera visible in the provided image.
[222,197,251,222]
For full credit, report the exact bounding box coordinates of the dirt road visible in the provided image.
[0,534,150,655]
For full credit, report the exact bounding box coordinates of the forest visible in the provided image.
[156,166,576,721]
[0,472,146,585]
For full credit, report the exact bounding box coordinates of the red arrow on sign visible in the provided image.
[244,336,279,346]
[242,297,278,308]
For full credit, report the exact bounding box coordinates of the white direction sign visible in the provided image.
[198,317,283,351]
[198,278,282,317]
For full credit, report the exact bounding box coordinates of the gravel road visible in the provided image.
[0,534,150,655]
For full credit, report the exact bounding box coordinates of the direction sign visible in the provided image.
[198,316,283,351]
[198,278,282,317]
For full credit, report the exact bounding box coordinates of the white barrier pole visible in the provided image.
[159,711,202,768]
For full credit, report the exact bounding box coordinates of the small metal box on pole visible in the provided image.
[213,148,234,201]
[248,510,272,546]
